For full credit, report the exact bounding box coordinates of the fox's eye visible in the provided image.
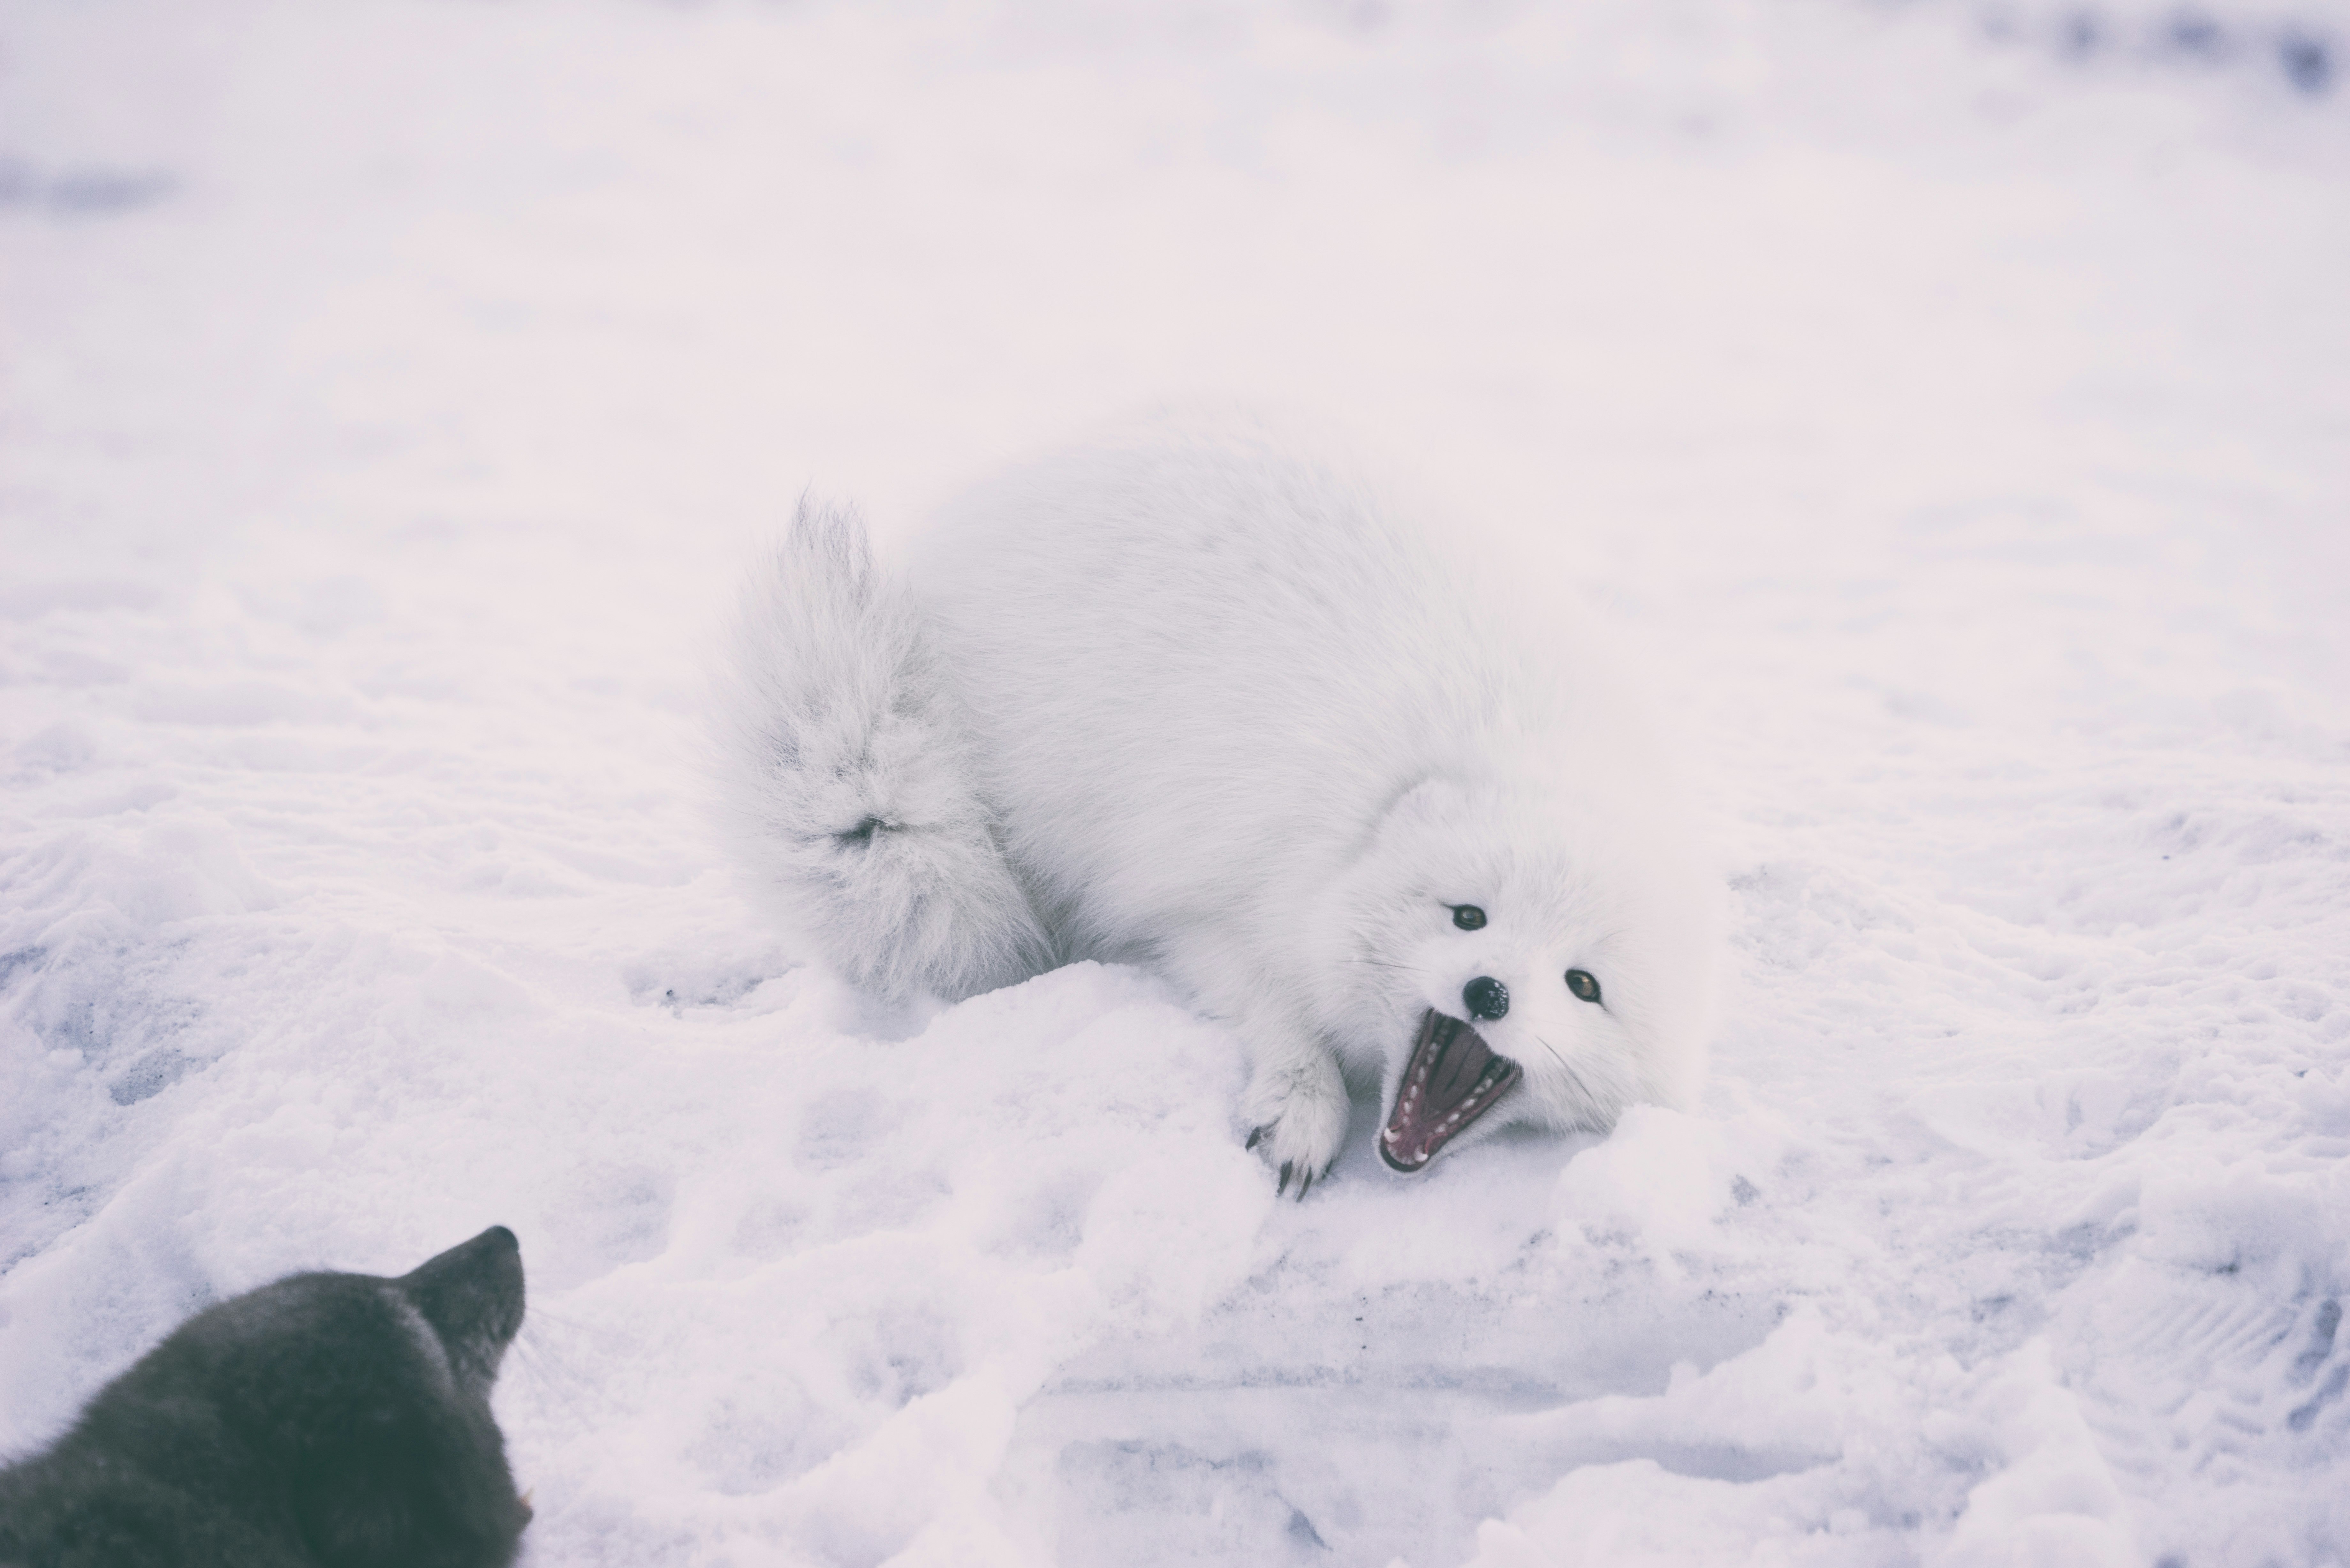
[1565,969,1602,1004]
[1451,905,1486,931]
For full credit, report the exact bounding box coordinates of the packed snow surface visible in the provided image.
[3,1,2347,1564]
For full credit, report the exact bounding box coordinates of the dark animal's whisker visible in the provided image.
[501,1335,599,1430]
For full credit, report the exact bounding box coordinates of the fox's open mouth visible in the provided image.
[1379,1010,1521,1173]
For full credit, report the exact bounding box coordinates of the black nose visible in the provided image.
[1463,976,1509,1021]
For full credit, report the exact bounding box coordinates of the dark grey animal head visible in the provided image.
[198,1225,530,1567]
[0,1225,532,1568]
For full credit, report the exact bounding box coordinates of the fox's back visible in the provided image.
[910,422,1499,947]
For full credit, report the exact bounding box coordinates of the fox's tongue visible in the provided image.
[1380,1011,1520,1172]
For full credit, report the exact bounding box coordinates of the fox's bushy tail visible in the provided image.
[712,499,1051,1001]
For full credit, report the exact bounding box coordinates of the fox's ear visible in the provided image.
[1378,777,1471,838]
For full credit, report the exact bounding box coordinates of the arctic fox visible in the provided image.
[715,416,1720,1193]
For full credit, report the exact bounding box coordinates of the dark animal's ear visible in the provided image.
[296,1402,530,1568]
[399,1226,526,1390]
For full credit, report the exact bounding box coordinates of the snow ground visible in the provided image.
[3,0,2347,1563]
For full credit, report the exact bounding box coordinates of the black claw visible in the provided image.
[1277,1161,1293,1197]
[1246,1127,1264,1151]
[1296,1171,1314,1201]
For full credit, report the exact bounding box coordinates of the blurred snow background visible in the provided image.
[2,0,2346,1564]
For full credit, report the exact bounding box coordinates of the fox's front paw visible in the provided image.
[1240,1059,1349,1200]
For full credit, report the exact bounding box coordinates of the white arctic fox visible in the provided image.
[715,415,1720,1193]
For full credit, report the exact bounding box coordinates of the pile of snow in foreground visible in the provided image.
[3,1,2346,1564]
